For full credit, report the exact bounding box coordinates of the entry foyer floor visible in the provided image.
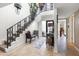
[0,37,79,56]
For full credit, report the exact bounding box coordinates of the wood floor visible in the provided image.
[0,37,79,56]
[66,43,79,56]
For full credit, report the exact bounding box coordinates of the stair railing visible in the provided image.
[6,3,53,48]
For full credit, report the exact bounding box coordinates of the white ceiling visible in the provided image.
[54,3,79,18]
[0,3,11,8]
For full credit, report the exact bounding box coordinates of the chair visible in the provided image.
[25,31,32,43]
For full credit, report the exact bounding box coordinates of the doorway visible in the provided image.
[39,20,54,49]
[57,19,67,53]
[46,20,54,47]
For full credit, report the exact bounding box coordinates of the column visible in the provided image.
[53,8,58,53]
[38,21,42,37]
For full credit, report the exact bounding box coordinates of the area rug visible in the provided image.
[33,37,45,49]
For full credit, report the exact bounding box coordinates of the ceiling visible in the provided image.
[54,3,79,18]
[0,3,11,8]
[0,3,79,19]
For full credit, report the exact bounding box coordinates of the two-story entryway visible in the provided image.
[0,3,79,56]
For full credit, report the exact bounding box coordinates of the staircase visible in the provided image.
[0,3,53,52]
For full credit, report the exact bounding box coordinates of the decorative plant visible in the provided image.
[29,3,38,20]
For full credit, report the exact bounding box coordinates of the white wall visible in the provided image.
[42,21,46,34]
[27,21,38,34]
[0,3,30,41]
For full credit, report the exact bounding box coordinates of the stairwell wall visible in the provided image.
[0,3,30,41]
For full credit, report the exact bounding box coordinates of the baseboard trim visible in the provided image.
[74,46,79,52]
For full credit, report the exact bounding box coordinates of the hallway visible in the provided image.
[0,37,79,56]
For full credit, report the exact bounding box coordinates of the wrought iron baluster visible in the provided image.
[9,27,13,43]
[7,29,9,48]
[50,3,53,10]
[24,18,27,28]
